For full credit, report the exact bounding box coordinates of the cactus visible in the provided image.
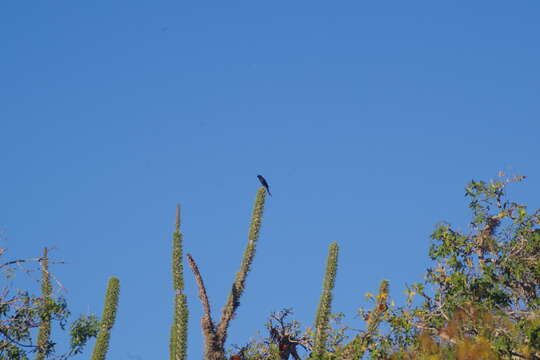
[36,248,52,360]
[188,186,268,360]
[91,277,120,360]
[311,242,339,360]
[170,204,188,360]
[216,186,267,347]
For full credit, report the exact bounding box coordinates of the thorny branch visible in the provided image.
[186,254,216,333]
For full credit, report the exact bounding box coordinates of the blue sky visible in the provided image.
[1,1,539,359]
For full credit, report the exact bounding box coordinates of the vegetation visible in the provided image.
[311,242,339,360]
[36,248,52,360]
[0,247,116,360]
[90,277,120,360]
[170,205,189,360]
[186,186,267,360]
[378,173,540,359]
[225,174,540,360]
[2,173,538,360]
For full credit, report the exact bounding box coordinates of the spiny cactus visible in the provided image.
[36,247,52,360]
[188,186,268,360]
[310,242,339,360]
[170,204,188,360]
[216,186,267,347]
[91,277,120,360]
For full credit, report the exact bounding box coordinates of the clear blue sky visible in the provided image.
[2,2,539,359]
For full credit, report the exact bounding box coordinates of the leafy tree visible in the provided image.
[378,174,540,359]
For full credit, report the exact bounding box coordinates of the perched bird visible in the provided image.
[257,175,272,196]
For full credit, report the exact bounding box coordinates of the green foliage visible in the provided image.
[0,291,69,360]
[0,249,102,360]
[379,174,540,359]
[336,280,390,360]
[69,315,100,355]
[11,173,537,360]
[229,174,539,360]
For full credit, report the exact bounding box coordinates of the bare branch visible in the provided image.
[0,257,46,269]
[186,254,224,360]
[186,254,215,332]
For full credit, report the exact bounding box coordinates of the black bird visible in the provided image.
[257,175,272,196]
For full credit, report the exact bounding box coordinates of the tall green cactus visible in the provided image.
[311,242,339,360]
[170,205,188,360]
[91,277,120,360]
[215,186,267,349]
[187,186,268,360]
[36,248,52,360]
